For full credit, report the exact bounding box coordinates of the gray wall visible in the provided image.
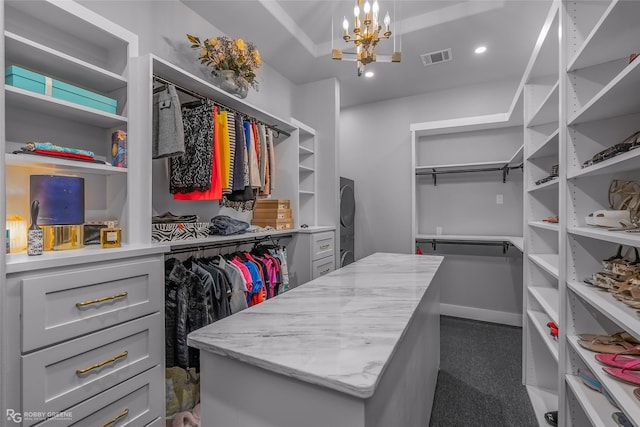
[340,79,519,259]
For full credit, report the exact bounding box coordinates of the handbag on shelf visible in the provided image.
[608,180,640,229]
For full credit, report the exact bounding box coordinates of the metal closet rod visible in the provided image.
[167,233,294,255]
[417,238,513,254]
[152,74,291,138]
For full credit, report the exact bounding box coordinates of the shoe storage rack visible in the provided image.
[524,0,640,425]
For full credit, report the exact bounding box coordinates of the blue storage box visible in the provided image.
[6,65,117,114]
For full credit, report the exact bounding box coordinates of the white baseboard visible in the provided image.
[440,303,522,327]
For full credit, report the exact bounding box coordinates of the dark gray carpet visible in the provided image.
[429,316,537,427]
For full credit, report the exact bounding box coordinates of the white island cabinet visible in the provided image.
[188,252,443,427]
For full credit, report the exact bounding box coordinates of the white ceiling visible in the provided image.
[181,0,552,108]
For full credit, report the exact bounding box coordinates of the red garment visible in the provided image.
[32,149,94,161]
[174,105,223,200]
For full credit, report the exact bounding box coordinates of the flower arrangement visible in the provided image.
[187,34,261,91]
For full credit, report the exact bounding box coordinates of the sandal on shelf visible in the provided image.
[578,337,638,354]
[542,215,559,223]
[604,366,640,386]
[579,331,640,346]
[596,351,640,370]
[577,368,619,408]
[612,412,634,427]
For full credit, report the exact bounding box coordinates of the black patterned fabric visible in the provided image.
[169,101,214,194]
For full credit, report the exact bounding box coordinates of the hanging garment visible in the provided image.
[217,110,231,194]
[233,113,247,191]
[195,260,232,322]
[153,84,185,159]
[247,121,261,189]
[267,128,275,193]
[226,112,236,194]
[256,123,267,191]
[170,102,213,194]
[215,256,248,314]
[173,105,222,200]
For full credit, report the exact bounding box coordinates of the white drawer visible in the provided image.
[34,365,163,427]
[312,256,335,280]
[22,313,163,419]
[144,418,163,427]
[312,231,335,261]
[21,257,163,352]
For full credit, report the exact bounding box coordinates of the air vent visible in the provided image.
[420,48,452,66]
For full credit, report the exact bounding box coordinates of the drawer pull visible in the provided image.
[76,292,128,308]
[320,244,331,250]
[101,408,129,427]
[320,268,331,275]
[76,351,128,375]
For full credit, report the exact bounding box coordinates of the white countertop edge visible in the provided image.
[6,244,167,274]
[188,253,444,399]
[296,225,336,234]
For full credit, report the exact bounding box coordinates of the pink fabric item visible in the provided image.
[596,353,640,369]
[603,366,640,386]
[171,404,201,427]
[231,258,252,292]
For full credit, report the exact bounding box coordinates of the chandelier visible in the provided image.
[332,0,401,76]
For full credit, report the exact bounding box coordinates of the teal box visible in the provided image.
[5,65,117,114]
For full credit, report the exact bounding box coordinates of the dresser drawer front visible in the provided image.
[311,231,335,261]
[144,418,163,427]
[22,257,163,352]
[34,365,163,427]
[22,313,163,417]
[312,256,335,280]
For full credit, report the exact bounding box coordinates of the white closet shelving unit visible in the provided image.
[560,0,640,425]
[522,2,561,423]
[291,117,317,227]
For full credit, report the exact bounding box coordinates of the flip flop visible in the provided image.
[578,338,637,354]
[577,368,619,408]
[579,332,640,345]
[604,366,640,386]
[612,412,634,427]
[596,354,640,370]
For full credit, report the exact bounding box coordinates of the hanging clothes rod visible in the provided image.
[167,233,294,255]
[416,238,513,254]
[152,74,291,138]
[416,163,523,186]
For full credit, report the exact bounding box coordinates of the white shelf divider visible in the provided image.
[529,254,560,279]
[568,227,640,248]
[527,178,559,193]
[529,221,559,232]
[528,129,559,161]
[5,152,125,175]
[527,81,559,127]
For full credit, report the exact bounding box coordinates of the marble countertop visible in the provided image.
[188,252,443,398]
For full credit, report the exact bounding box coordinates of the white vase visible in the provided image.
[218,70,248,99]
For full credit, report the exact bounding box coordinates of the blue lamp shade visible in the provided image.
[30,175,85,225]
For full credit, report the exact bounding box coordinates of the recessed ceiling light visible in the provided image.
[475,46,487,54]
[364,71,374,78]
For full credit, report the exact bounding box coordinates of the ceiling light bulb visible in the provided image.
[364,71,374,78]
[475,46,487,54]
[343,16,349,31]
[372,0,379,15]
[354,4,360,17]
[364,1,371,14]
[384,11,390,26]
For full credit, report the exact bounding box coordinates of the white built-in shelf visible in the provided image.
[4,31,127,93]
[568,226,640,248]
[529,221,559,232]
[298,145,314,155]
[299,190,315,196]
[526,385,559,427]
[153,55,295,134]
[5,244,165,274]
[415,160,507,174]
[508,144,525,167]
[298,165,314,173]
[527,81,559,127]
[529,287,559,325]
[409,112,520,137]
[528,309,559,361]
[568,147,640,179]
[529,253,560,278]
[567,0,640,72]
[5,152,126,175]
[568,281,640,342]
[528,129,559,161]
[565,375,618,427]
[568,335,640,427]
[4,85,127,128]
[568,58,640,125]
[527,177,559,193]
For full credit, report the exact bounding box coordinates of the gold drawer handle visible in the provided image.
[76,292,128,308]
[76,351,128,375]
[101,408,129,427]
[320,268,331,275]
[320,244,331,250]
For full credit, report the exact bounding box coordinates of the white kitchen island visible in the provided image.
[188,252,443,427]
